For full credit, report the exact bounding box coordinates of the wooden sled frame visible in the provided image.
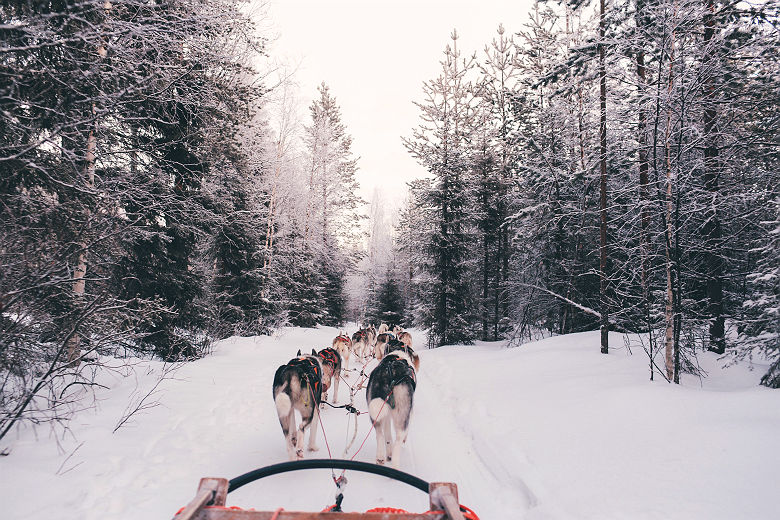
[173,460,467,520]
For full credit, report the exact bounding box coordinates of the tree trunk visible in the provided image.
[66,125,96,366]
[598,0,609,354]
[67,2,111,365]
[482,203,489,341]
[636,0,654,379]
[663,9,678,382]
[703,0,725,354]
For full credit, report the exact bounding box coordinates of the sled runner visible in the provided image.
[172,459,478,520]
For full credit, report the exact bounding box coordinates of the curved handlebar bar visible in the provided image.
[228,459,430,494]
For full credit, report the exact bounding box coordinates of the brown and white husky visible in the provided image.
[332,332,353,372]
[396,330,413,349]
[351,329,373,360]
[374,331,397,360]
[316,347,342,404]
[366,325,377,348]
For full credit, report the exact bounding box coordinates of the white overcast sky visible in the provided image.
[263,0,535,205]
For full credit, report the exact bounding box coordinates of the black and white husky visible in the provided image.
[383,338,420,371]
[272,350,323,460]
[366,343,419,469]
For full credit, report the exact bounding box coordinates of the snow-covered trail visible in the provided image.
[2,326,780,520]
[406,348,546,517]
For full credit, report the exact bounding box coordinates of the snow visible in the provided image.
[2,327,779,520]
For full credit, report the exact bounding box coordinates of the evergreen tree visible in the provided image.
[372,273,406,327]
[302,82,364,327]
[507,3,602,342]
[404,31,478,347]
[206,152,271,337]
[107,0,261,359]
[738,198,780,387]
[0,0,265,437]
[474,25,521,340]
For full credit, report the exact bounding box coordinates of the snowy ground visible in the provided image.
[1,326,779,519]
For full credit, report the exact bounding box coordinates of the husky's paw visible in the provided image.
[375,458,385,465]
[296,449,304,459]
[308,444,319,452]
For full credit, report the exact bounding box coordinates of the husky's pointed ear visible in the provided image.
[312,348,317,356]
[296,349,302,356]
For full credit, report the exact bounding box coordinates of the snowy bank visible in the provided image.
[1,327,778,520]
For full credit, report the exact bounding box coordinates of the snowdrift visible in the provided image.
[1,327,778,520]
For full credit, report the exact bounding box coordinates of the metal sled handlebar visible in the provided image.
[174,459,469,520]
[228,459,430,494]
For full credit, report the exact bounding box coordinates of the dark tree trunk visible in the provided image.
[483,230,489,341]
[636,0,654,378]
[599,0,609,354]
[703,0,725,354]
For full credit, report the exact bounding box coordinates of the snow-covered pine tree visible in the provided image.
[205,136,272,338]
[404,31,479,347]
[507,3,603,343]
[717,3,780,385]
[473,25,521,340]
[395,181,431,330]
[354,188,396,324]
[738,198,780,387]
[108,0,263,360]
[302,82,364,326]
[260,76,302,322]
[370,270,406,327]
[0,0,266,438]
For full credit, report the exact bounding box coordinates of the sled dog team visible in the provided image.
[272,324,418,469]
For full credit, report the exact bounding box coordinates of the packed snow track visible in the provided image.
[2,326,779,520]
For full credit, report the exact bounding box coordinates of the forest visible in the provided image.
[398,1,780,387]
[1,0,778,444]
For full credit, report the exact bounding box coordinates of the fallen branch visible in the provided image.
[513,282,602,319]
[113,363,180,433]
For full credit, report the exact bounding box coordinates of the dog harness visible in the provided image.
[317,348,339,368]
[388,354,417,388]
[287,356,323,401]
